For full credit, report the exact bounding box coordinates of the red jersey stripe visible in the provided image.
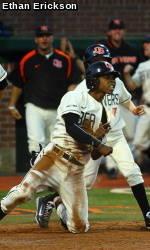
[19,50,37,82]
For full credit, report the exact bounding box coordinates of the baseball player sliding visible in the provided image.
[35,44,150,231]
[0,61,116,233]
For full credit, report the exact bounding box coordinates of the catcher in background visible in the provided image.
[0,61,115,234]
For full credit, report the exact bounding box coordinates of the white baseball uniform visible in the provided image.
[0,64,7,83]
[75,78,143,188]
[132,59,150,151]
[1,89,105,233]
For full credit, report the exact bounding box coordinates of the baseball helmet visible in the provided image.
[86,61,119,90]
[84,43,112,65]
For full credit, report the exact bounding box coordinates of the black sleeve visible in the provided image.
[63,112,101,147]
[7,65,24,89]
[0,78,8,90]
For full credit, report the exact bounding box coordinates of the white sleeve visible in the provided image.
[132,64,142,87]
[0,64,7,81]
[119,79,132,104]
[60,91,82,116]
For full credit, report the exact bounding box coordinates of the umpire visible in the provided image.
[8,25,78,160]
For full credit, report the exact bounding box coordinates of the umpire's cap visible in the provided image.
[86,61,120,90]
[84,44,112,66]
[35,25,53,37]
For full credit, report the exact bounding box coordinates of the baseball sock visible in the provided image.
[131,183,150,218]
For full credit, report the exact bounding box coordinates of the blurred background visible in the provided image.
[0,0,150,175]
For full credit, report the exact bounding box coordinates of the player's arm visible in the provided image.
[123,64,138,91]
[122,99,145,116]
[119,78,144,116]
[63,112,112,157]
[8,86,23,119]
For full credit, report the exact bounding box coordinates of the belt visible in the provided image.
[53,145,84,167]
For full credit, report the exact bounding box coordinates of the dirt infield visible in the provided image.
[0,174,149,250]
[0,221,150,250]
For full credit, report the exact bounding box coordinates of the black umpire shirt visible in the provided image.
[12,49,78,109]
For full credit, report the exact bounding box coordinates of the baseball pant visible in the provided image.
[133,112,150,151]
[25,103,57,153]
[1,142,89,233]
[84,129,144,187]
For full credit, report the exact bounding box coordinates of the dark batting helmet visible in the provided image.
[86,61,120,90]
[84,43,112,67]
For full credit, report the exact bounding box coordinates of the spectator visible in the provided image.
[99,18,141,178]
[8,25,78,161]
[124,35,150,164]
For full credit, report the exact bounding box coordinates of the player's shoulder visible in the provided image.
[75,79,87,92]
[54,49,71,61]
[61,89,83,102]
[115,77,124,87]
[138,59,150,68]
[20,50,37,64]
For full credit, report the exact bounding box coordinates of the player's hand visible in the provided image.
[123,64,134,74]
[98,144,113,157]
[132,105,145,116]
[81,120,94,135]
[94,122,111,139]
[91,144,113,160]
[8,106,22,120]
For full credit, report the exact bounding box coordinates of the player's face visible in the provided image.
[35,35,54,51]
[107,29,125,43]
[97,74,116,94]
[143,43,150,57]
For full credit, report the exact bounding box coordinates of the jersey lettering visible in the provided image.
[112,56,137,64]
[78,111,96,129]
[103,94,119,106]
[112,107,117,116]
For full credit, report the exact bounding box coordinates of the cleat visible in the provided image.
[145,211,150,230]
[35,196,54,228]
[60,218,68,230]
